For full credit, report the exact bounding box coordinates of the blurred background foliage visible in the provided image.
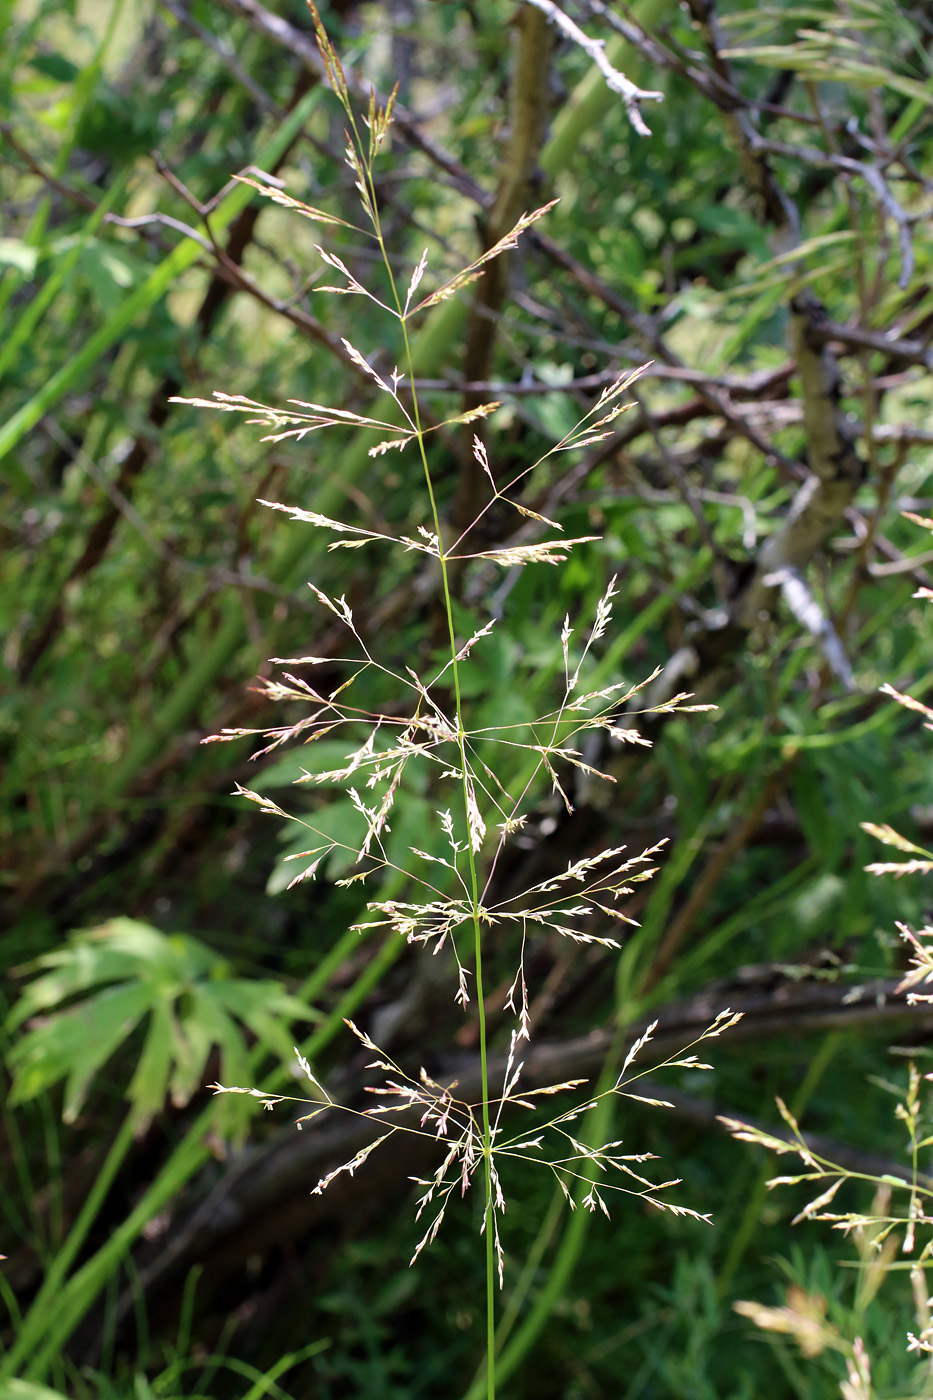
[5,0,933,1394]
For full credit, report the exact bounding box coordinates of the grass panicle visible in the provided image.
[173,6,738,1395]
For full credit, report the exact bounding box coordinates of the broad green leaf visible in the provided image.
[209,980,315,1064]
[26,52,80,84]
[75,240,145,317]
[9,981,151,1121]
[267,795,367,891]
[183,993,253,1137]
[7,918,217,1029]
[254,740,391,790]
[5,919,314,1136]
[170,992,218,1109]
[126,996,177,1129]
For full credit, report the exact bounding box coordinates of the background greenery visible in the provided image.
[5,0,933,1394]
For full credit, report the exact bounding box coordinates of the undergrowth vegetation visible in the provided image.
[5,0,933,1395]
[724,515,933,1395]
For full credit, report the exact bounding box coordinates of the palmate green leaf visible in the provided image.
[254,740,389,791]
[6,919,314,1136]
[127,995,176,1131]
[8,918,216,1029]
[6,941,142,1026]
[169,990,218,1110]
[268,795,367,890]
[179,993,253,1138]
[207,980,312,1064]
[8,980,152,1123]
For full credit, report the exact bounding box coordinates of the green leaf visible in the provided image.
[0,239,39,276]
[209,980,313,1064]
[27,52,80,84]
[75,240,145,318]
[170,992,217,1109]
[5,1381,73,1400]
[254,740,386,790]
[126,997,177,1130]
[8,981,151,1121]
[5,919,314,1136]
[267,795,367,891]
[0,85,325,467]
[186,994,253,1137]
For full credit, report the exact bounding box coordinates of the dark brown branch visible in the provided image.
[818,318,933,373]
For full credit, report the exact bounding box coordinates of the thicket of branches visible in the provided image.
[5,0,933,1395]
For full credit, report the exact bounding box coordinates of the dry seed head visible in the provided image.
[881,680,933,725]
[341,337,393,391]
[178,8,738,1288]
[211,1083,283,1109]
[793,1176,847,1224]
[467,536,600,567]
[618,1021,658,1081]
[409,199,560,315]
[454,400,501,425]
[230,174,358,229]
[403,248,429,315]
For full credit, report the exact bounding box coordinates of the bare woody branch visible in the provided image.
[522,0,663,135]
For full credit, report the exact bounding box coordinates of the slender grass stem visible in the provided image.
[363,119,499,1391]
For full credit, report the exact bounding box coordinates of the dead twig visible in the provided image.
[522,0,663,135]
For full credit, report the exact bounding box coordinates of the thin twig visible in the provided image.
[752,135,917,289]
[521,0,663,135]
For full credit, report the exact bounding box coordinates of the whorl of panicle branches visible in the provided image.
[171,2,740,1384]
